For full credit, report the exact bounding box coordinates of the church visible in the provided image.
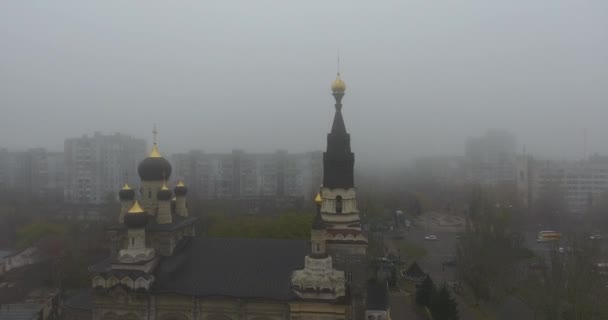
[62,73,388,320]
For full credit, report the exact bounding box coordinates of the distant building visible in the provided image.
[531,155,608,214]
[465,130,518,186]
[64,132,146,204]
[412,155,466,186]
[172,149,322,200]
[0,148,64,201]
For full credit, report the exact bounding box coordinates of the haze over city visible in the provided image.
[2,0,607,165]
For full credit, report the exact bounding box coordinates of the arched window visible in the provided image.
[335,196,343,214]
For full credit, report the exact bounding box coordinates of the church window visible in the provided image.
[131,238,134,246]
[316,243,320,252]
[335,196,343,213]
[346,271,353,282]
[148,190,152,198]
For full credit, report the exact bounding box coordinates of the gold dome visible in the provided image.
[314,192,322,205]
[128,200,145,214]
[160,182,169,190]
[176,179,185,187]
[331,72,346,93]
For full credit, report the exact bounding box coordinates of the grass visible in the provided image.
[398,239,427,262]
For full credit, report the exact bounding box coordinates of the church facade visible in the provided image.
[63,73,381,320]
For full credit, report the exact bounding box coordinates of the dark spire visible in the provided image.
[323,73,354,189]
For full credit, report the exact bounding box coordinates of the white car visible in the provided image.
[425,235,438,241]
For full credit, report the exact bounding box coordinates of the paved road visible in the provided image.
[389,291,425,320]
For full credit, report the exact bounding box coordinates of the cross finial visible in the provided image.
[337,49,340,75]
[152,123,158,145]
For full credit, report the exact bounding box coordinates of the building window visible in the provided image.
[335,196,343,214]
[316,243,320,253]
[148,190,152,198]
[131,238,134,246]
[346,271,353,282]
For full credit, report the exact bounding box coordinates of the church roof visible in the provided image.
[62,289,93,311]
[404,262,426,280]
[152,237,309,300]
[366,280,389,310]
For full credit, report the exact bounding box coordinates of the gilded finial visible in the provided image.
[149,144,162,158]
[121,183,131,190]
[176,179,185,187]
[148,124,163,158]
[128,200,145,214]
[314,192,322,205]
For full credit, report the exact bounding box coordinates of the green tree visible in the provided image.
[431,284,460,320]
[416,275,435,307]
[15,221,68,249]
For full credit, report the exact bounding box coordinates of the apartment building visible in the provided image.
[172,150,322,200]
[64,132,146,204]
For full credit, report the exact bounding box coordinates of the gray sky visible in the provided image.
[1,0,607,165]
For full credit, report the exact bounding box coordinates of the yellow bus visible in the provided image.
[536,230,561,242]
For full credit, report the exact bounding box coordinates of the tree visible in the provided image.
[416,275,435,307]
[431,284,460,320]
[535,237,607,320]
[456,186,533,302]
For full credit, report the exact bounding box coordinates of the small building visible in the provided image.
[403,262,427,283]
[365,280,390,320]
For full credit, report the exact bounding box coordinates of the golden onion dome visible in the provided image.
[331,72,346,93]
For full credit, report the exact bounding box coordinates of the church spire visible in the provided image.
[323,72,354,189]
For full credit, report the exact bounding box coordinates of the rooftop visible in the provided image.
[152,237,310,300]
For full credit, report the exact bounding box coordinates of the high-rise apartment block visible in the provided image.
[172,150,323,200]
[531,155,608,214]
[64,132,146,204]
[465,130,518,186]
[0,148,64,201]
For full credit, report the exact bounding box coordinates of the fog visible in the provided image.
[1,0,607,166]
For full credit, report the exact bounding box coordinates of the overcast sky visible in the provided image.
[1,1,607,165]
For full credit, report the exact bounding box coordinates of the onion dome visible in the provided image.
[174,179,188,196]
[119,183,135,201]
[124,201,149,228]
[157,182,172,201]
[331,72,346,93]
[138,144,172,181]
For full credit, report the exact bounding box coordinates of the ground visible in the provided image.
[382,212,536,320]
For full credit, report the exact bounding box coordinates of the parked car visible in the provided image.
[589,234,604,240]
[425,235,438,241]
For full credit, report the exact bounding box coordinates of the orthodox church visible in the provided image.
[63,73,387,320]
